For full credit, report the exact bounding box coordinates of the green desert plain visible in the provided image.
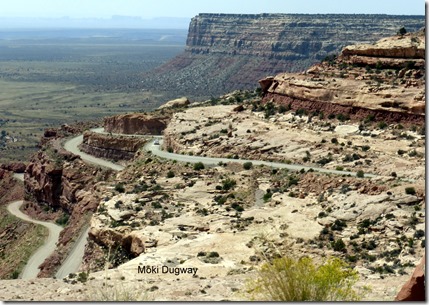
[0,29,187,162]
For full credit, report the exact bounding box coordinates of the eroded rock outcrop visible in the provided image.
[260,29,425,125]
[104,113,169,135]
[25,146,89,211]
[158,97,190,110]
[80,131,147,161]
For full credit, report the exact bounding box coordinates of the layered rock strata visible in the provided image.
[260,29,425,125]
[149,14,424,97]
[80,131,147,161]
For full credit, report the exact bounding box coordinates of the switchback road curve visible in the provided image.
[7,200,62,279]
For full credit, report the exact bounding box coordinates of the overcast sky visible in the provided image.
[0,0,425,19]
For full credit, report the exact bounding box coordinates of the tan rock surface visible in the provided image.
[158,97,190,110]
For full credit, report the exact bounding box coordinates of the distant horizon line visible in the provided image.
[0,12,425,19]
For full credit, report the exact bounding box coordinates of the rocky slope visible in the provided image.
[146,14,424,98]
[260,29,425,125]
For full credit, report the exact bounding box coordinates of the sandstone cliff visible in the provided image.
[104,113,168,135]
[80,131,147,161]
[147,14,424,98]
[259,29,425,125]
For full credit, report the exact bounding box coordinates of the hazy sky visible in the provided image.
[0,0,425,19]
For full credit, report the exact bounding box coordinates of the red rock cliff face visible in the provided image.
[104,114,168,135]
[80,131,147,160]
[259,30,425,125]
[24,141,100,213]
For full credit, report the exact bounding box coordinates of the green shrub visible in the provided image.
[77,271,89,283]
[332,239,346,252]
[115,183,125,193]
[263,191,272,202]
[193,162,205,171]
[11,270,19,279]
[356,170,365,178]
[364,114,375,123]
[278,105,288,114]
[56,213,70,226]
[231,202,244,212]
[336,113,350,121]
[222,178,237,191]
[397,27,407,35]
[397,149,406,155]
[331,219,347,231]
[208,251,220,258]
[295,108,307,117]
[166,170,175,178]
[405,187,416,195]
[377,121,388,129]
[288,176,299,187]
[214,195,227,205]
[243,162,253,170]
[151,201,162,209]
[247,256,361,301]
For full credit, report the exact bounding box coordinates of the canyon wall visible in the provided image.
[147,14,424,98]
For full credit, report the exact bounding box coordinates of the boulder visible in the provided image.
[395,257,425,301]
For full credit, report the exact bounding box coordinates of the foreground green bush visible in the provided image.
[247,256,362,301]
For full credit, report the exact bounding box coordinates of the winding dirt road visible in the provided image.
[144,138,377,178]
[7,200,62,279]
[64,134,124,171]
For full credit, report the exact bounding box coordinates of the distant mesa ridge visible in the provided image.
[185,13,424,60]
[149,13,424,98]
